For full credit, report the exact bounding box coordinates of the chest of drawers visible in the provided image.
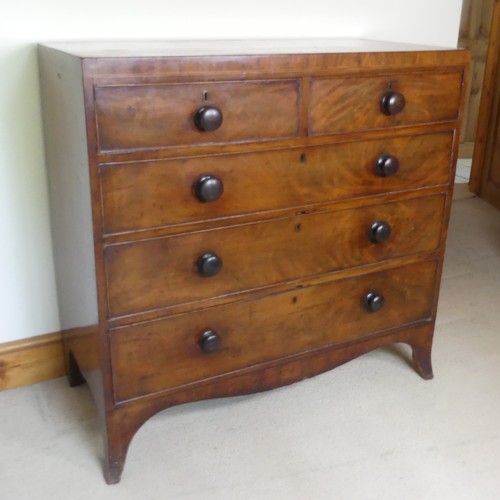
[38,39,469,484]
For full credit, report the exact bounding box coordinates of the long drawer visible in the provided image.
[95,80,300,152]
[110,260,438,401]
[309,71,463,135]
[100,132,453,234]
[104,194,445,318]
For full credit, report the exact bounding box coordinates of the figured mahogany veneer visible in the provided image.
[105,194,444,318]
[309,71,463,135]
[38,39,469,484]
[95,80,301,151]
[100,131,453,234]
[111,259,438,401]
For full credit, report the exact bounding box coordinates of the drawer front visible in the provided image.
[309,71,463,135]
[100,132,453,234]
[95,80,300,151]
[105,194,445,318]
[110,260,438,401]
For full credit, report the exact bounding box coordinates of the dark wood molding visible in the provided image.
[470,0,500,195]
[458,0,495,145]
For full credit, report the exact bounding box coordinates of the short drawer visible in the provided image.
[100,132,453,234]
[110,260,438,401]
[95,80,300,151]
[104,194,445,318]
[309,71,463,135]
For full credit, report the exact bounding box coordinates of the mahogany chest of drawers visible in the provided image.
[38,39,469,483]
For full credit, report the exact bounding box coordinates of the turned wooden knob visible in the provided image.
[380,91,406,116]
[375,154,400,177]
[369,221,392,243]
[362,291,385,313]
[194,175,224,202]
[197,252,223,277]
[199,330,222,353]
[194,106,223,131]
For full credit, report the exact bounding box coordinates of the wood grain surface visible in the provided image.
[310,71,463,135]
[104,194,445,318]
[100,132,453,234]
[95,80,300,151]
[111,259,437,401]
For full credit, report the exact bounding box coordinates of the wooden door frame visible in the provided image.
[470,0,500,194]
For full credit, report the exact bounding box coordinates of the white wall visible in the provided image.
[0,0,463,343]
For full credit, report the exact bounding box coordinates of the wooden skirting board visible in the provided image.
[0,331,65,391]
